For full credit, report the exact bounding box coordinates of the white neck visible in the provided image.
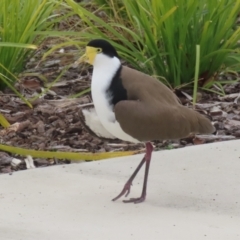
[91,54,121,93]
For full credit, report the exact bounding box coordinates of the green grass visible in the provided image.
[66,0,240,88]
[0,0,66,90]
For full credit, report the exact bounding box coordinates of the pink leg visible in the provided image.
[112,142,153,203]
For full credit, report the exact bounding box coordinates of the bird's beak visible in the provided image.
[73,47,97,67]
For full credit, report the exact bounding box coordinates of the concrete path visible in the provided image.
[1,140,240,240]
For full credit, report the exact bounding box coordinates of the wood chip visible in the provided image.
[0,152,12,165]
[24,156,36,169]
[196,135,236,140]
[11,158,22,168]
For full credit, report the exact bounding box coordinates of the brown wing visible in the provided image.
[114,66,215,141]
[115,101,214,141]
[120,66,181,106]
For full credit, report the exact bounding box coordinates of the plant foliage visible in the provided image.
[0,0,64,90]
[66,0,240,87]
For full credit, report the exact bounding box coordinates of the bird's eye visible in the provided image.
[97,48,102,53]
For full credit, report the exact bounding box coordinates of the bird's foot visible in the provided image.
[112,182,132,201]
[123,195,146,204]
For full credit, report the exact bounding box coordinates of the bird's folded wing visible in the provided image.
[114,100,214,142]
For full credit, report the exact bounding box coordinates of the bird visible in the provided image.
[77,39,215,204]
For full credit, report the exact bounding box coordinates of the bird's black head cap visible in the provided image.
[87,39,119,58]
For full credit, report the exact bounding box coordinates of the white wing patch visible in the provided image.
[82,108,116,139]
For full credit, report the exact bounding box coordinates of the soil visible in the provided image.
[0,39,240,174]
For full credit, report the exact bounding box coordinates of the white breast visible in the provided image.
[91,54,139,143]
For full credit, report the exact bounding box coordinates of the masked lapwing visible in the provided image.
[77,39,215,204]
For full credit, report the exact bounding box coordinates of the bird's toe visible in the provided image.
[122,196,146,204]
